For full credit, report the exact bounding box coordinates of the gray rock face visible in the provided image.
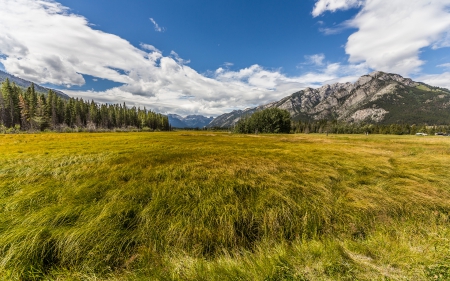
[350,108,389,123]
[208,71,450,127]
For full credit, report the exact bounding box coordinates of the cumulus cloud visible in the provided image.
[312,0,363,17]
[149,18,165,32]
[64,62,369,116]
[313,0,450,76]
[0,0,369,116]
[0,0,142,86]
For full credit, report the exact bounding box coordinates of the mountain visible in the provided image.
[0,70,70,100]
[168,114,214,128]
[208,71,450,127]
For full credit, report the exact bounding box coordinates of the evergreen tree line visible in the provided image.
[234,108,291,133]
[292,119,450,135]
[222,108,450,135]
[0,79,170,132]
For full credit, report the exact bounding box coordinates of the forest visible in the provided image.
[0,79,170,132]
[228,108,450,135]
[291,119,450,135]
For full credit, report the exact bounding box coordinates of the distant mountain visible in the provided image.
[0,70,70,100]
[168,114,214,128]
[208,71,450,127]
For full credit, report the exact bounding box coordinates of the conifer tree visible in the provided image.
[1,79,14,127]
[18,94,30,130]
[30,83,37,118]
[34,95,49,130]
[0,87,5,126]
[0,80,171,131]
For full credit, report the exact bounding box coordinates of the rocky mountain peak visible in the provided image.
[368,71,419,87]
[207,71,450,128]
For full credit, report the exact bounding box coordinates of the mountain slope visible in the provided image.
[208,71,450,127]
[0,70,70,100]
[168,114,214,128]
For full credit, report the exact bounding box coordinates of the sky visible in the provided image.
[0,0,450,117]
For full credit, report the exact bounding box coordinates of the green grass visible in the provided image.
[416,84,432,91]
[0,132,449,280]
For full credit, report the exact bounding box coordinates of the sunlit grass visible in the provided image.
[0,132,449,280]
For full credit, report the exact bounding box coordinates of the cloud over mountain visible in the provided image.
[314,0,450,76]
[0,0,368,116]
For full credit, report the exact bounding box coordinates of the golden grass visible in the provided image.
[0,132,449,280]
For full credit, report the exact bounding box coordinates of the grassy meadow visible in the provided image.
[0,132,449,280]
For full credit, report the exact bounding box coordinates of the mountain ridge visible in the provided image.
[168,114,214,128]
[0,70,70,100]
[208,71,450,128]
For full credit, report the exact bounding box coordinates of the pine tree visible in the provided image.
[0,87,5,126]
[33,95,49,130]
[18,94,30,130]
[0,80,171,132]
[30,83,37,119]
[1,79,14,127]
[11,83,22,126]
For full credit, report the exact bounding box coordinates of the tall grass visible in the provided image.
[0,132,449,280]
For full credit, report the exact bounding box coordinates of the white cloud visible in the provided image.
[0,0,369,116]
[312,0,363,17]
[0,0,143,86]
[313,0,450,76]
[304,54,325,66]
[140,43,161,53]
[417,72,450,89]
[64,62,369,116]
[170,51,190,65]
[437,63,450,69]
[149,18,165,32]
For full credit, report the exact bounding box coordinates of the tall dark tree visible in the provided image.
[234,108,291,134]
[18,94,30,130]
[1,79,14,127]
[0,87,6,127]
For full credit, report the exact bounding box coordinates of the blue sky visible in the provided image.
[56,0,349,72]
[1,0,450,116]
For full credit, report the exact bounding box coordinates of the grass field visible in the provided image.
[0,132,449,280]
